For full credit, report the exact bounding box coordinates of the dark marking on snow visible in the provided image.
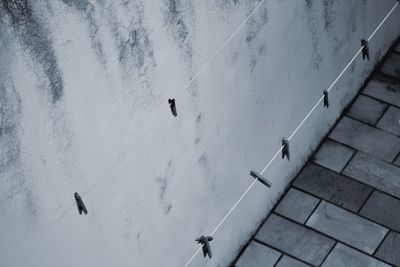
[164,204,172,214]
[1,0,64,103]
[215,0,240,11]
[156,160,175,200]
[198,153,218,194]
[305,0,313,9]
[246,3,268,71]
[0,29,37,220]
[108,2,155,77]
[323,0,336,31]
[61,0,107,65]
[304,1,322,70]
[163,0,193,59]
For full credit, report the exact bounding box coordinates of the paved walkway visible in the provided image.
[232,41,400,267]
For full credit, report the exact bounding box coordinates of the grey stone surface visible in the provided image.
[381,53,400,80]
[275,188,319,224]
[276,255,311,267]
[306,202,388,254]
[256,214,335,266]
[377,106,400,136]
[395,155,400,167]
[375,231,400,266]
[329,117,400,161]
[322,243,390,267]
[293,163,372,212]
[236,241,281,267]
[343,152,400,198]
[348,95,388,125]
[360,191,400,232]
[313,139,355,172]
[363,74,400,107]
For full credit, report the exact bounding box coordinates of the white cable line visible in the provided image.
[184,147,281,267]
[210,179,258,236]
[368,1,399,42]
[184,247,203,267]
[48,136,142,231]
[288,95,325,141]
[48,0,267,233]
[180,0,266,93]
[183,2,399,266]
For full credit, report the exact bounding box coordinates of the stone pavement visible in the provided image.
[232,42,400,267]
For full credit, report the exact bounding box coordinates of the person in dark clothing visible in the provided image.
[74,192,88,215]
[168,98,177,117]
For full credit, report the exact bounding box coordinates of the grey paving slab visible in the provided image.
[322,243,390,267]
[293,163,372,212]
[360,191,400,232]
[276,255,311,267]
[343,152,400,198]
[347,95,388,125]
[377,106,400,136]
[235,241,281,267]
[375,231,400,266]
[395,155,400,167]
[329,116,400,162]
[256,214,335,266]
[275,188,319,224]
[381,53,400,80]
[306,201,388,254]
[363,74,400,107]
[313,139,355,172]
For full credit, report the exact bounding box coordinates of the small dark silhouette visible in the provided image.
[250,170,272,188]
[168,98,177,117]
[361,39,370,61]
[74,192,88,215]
[323,90,329,108]
[282,138,290,160]
[196,235,213,258]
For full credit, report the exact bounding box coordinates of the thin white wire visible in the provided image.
[48,0,267,233]
[180,0,267,93]
[48,136,142,231]
[183,2,399,266]
[368,1,399,42]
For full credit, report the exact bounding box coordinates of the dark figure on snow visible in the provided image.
[168,98,177,117]
[74,192,88,215]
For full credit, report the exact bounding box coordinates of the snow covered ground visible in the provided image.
[0,1,399,266]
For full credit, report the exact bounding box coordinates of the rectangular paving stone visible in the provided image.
[377,106,400,136]
[235,241,281,267]
[360,191,400,232]
[375,231,400,266]
[276,255,311,267]
[293,163,372,212]
[343,152,400,198]
[381,53,400,80]
[313,139,355,172]
[322,243,390,267]
[347,95,388,125]
[363,73,400,107]
[306,201,388,254]
[256,214,335,266]
[329,116,400,162]
[275,188,319,224]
